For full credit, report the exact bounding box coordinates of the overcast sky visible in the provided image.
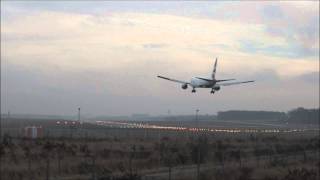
[1,1,319,116]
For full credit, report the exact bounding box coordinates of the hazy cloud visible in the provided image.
[143,43,169,49]
[1,1,319,115]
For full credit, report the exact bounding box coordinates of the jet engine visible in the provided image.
[181,83,188,89]
[213,85,221,91]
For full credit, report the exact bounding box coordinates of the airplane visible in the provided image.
[157,58,254,94]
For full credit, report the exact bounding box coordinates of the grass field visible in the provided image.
[0,118,319,180]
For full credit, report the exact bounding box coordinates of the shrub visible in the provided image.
[282,168,317,180]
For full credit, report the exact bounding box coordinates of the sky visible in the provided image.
[1,1,319,116]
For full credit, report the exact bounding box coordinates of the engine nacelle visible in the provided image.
[181,83,188,89]
[213,85,221,91]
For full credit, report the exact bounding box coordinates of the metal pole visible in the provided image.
[78,107,81,137]
[78,107,80,122]
[196,109,200,180]
[195,109,199,144]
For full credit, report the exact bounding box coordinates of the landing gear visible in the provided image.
[192,88,196,93]
[211,89,215,94]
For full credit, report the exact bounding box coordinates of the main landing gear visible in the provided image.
[211,89,215,94]
[192,88,196,93]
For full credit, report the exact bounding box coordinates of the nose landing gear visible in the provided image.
[211,89,215,94]
[192,88,196,93]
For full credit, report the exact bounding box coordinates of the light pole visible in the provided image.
[78,107,82,137]
[196,109,199,132]
[78,107,80,122]
[196,109,200,180]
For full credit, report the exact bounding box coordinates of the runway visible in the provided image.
[95,120,319,134]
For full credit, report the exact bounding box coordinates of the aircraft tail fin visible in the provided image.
[212,58,218,80]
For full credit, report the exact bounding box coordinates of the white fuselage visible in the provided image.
[190,77,215,88]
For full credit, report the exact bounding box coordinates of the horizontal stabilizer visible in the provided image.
[216,79,236,82]
[218,80,254,86]
[196,77,236,82]
[195,77,213,81]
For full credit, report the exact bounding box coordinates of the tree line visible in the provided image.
[217,107,319,124]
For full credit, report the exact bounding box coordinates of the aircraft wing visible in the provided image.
[157,75,189,84]
[218,80,254,86]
